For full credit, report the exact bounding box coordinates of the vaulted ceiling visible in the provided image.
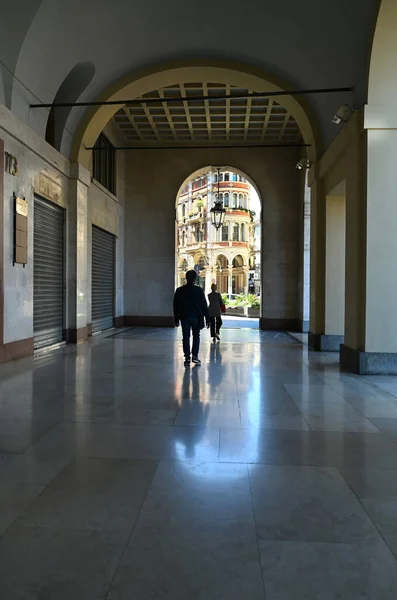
[0,0,380,155]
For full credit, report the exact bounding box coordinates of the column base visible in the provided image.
[260,318,305,332]
[66,327,89,343]
[0,337,34,363]
[340,344,397,375]
[113,316,125,328]
[308,332,344,352]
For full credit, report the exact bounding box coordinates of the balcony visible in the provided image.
[186,210,206,222]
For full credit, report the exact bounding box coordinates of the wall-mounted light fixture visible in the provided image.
[295,158,312,170]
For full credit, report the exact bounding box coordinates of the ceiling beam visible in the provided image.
[260,99,273,141]
[122,108,144,141]
[141,102,160,140]
[179,83,195,141]
[226,84,231,141]
[243,91,252,142]
[202,82,212,141]
[158,89,177,140]
[278,111,291,141]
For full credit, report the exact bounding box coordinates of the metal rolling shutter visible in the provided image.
[33,197,64,350]
[92,225,115,333]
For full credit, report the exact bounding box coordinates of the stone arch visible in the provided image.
[72,59,320,168]
[178,257,189,269]
[215,254,229,269]
[232,254,244,268]
[367,0,397,116]
[45,61,95,152]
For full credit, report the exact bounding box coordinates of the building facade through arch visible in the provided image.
[176,168,260,296]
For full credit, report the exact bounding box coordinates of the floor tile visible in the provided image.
[339,468,397,499]
[0,454,72,485]
[18,457,158,532]
[297,403,380,432]
[0,526,126,600]
[240,414,310,430]
[0,483,44,536]
[80,423,221,462]
[369,418,397,442]
[238,391,301,417]
[249,465,378,543]
[111,406,177,425]
[259,539,397,600]
[361,498,397,557]
[0,419,58,453]
[174,399,241,427]
[107,461,265,600]
[220,429,397,468]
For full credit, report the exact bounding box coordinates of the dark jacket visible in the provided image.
[208,291,223,317]
[173,283,209,322]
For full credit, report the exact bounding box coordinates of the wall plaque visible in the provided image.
[14,195,28,266]
[37,173,65,207]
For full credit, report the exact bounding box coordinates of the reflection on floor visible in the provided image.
[1,326,397,598]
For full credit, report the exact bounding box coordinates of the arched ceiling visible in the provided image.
[0,0,380,154]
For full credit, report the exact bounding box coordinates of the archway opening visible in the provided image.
[175,166,262,328]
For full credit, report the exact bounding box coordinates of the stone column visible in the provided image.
[308,178,347,352]
[341,125,397,374]
[227,269,233,296]
[243,267,249,295]
[324,192,346,347]
[67,163,90,342]
[308,177,326,349]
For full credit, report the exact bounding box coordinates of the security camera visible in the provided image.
[331,104,353,125]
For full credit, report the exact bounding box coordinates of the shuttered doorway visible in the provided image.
[92,225,115,333]
[33,197,65,350]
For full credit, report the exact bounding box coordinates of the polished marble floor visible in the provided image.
[1,326,397,598]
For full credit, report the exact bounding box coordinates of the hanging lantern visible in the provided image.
[210,167,226,230]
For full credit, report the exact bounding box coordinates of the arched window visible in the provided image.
[182,231,186,246]
[222,224,229,241]
[232,173,238,182]
[233,224,239,241]
[213,173,218,183]
[238,193,243,207]
[198,255,205,270]
[224,192,229,207]
[232,193,237,208]
[219,173,224,182]
[241,223,245,242]
[224,172,230,181]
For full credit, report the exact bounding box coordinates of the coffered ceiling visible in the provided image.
[113,82,302,146]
